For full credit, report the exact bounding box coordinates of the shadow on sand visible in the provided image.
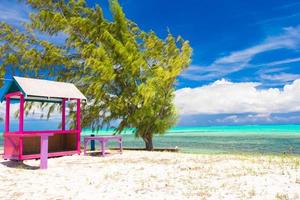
[84,151,113,157]
[0,160,39,170]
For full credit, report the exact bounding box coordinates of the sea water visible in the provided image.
[81,125,300,154]
[1,124,300,154]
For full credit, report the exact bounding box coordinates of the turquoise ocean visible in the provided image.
[80,125,300,154]
[1,124,300,155]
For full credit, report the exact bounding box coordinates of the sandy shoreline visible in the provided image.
[0,150,299,200]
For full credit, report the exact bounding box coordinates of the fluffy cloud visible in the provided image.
[175,79,300,115]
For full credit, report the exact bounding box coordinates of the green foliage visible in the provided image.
[0,0,192,150]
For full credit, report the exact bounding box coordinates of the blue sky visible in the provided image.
[2,0,299,88]
[1,0,300,126]
[92,0,300,89]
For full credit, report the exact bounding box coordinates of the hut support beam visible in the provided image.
[19,94,24,132]
[76,99,81,154]
[40,135,50,169]
[62,98,66,131]
[5,97,10,132]
[19,94,25,160]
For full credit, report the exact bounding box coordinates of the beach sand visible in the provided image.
[0,151,299,200]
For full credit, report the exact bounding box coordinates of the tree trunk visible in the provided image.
[143,135,154,151]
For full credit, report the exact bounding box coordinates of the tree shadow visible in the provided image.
[85,151,118,157]
[0,160,39,170]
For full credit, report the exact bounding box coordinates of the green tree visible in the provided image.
[0,0,192,150]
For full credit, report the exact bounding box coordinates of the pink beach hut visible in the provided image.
[1,76,87,169]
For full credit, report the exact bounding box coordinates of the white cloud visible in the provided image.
[259,57,300,67]
[260,73,300,82]
[175,79,300,115]
[216,113,273,124]
[256,59,300,84]
[182,26,300,81]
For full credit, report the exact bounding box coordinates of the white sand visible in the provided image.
[0,151,300,200]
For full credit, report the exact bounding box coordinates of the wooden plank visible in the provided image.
[21,150,78,160]
[5,130,79,136]
[76,99,81,154]
[62,98,66,131]
[40,135,49,169]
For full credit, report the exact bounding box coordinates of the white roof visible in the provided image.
[13,76,87,101]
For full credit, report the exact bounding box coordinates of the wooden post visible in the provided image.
[76,99,81,154]
[40,135,49,169]
[62,98,66,131]
[5,96,10,133]
[19,95,25,132]
[19,94,25,160]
